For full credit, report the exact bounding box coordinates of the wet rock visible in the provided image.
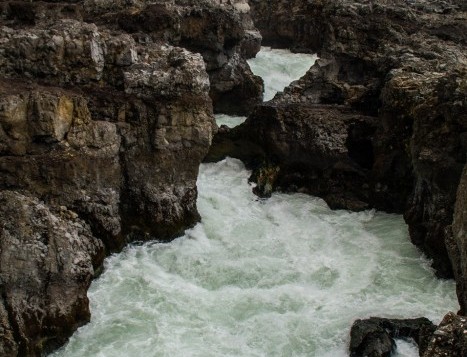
[232,0,467,279]
[349,317,436,357]
[422,312,467,357]
[0,190,105,356]
[208,101,379,210]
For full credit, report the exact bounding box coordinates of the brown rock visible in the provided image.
[422,312,467,357]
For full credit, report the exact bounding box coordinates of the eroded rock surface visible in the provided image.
[85,0,264,114]
[0,20,215,249]
[422,312,467,357]
[448,165,467,314]
[0,190,105,356]
[0,0,261,355]
[209,0,467,279]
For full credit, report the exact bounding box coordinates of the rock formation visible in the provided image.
[84,0,264,114]
[210,0,466,280]
[422,312,467,357]
[0,0,262,355]
[0,191,105,356]
[350,314,467,356]
[349,317,436,357]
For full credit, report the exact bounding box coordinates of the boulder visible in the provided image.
[349,317,436,357]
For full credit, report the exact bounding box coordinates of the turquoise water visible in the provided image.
[53,159,457,357]
[53,48,457,357]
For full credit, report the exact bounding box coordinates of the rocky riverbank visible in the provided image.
[0,0,262,355]
[0,0,466,355]
[209,0,466,304]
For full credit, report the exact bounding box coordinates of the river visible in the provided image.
[53,48,457,357]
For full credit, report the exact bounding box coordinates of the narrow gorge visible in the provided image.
[0,1,465,356]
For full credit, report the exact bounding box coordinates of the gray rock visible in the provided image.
[0,1,226,354]
[0,190,105,356]
[231,0,467,279]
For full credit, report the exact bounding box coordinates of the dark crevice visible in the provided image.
[346,124,375,170]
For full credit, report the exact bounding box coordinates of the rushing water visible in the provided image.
[215,47,317,129]
[53,49,458,357]
[248,47,317,102]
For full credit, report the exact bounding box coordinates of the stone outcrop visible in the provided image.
[85,0,263,114]
[0,0,263,115]
[0,0,267,354]
[349,317,436,357]
[209,0,467,279]
[248,0,467,52]
[0,19,215,250]
[349,313,467,356]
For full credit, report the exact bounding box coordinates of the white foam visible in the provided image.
[215,47,317,129]
[53,159,457,357]
[394,339,419,357]
[214,114,247,128]
[247,47,317,101]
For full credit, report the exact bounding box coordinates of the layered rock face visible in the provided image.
[210,0,466,280]
[0,19,214,249]
[84,0,263,114]
[0,0,266,354]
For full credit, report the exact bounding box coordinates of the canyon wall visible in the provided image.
[0,0,261,355]
[210,0,466,285]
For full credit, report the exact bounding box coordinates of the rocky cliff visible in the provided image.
[209,0,466,282]
[0,0,261,355]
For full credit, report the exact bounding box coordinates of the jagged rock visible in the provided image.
[249,0,467,53]
[0,190,105,356]
[0,22,215,249]
[227,102,378,210]
[248,0,325,52]
[209,52,263,115]
[349,317,436,357]
[219,0,467,278]
[26,0,263,115]
[0,0,263,115]
[422,312,467,357]
[0,2,221,355]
